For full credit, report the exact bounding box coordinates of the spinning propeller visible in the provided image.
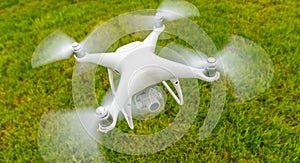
[158,35,273,140]
[133,0,200,27]
[32,30,79,68]
[38,109,103,162]
[159,35,274,102]
[38,79,115,161]
[118,0,199,36]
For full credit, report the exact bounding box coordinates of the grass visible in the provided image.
[1,0,299,162]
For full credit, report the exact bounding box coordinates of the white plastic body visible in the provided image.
[75,25,220,132]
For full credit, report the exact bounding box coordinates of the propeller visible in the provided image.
[38,109,104,162]
[31,27,106,69]
[118,0,200,35]
[156,0,200,20]
[159,35,274,101]
[159,35,273,139]
[32,30,76,68]
[37,89,116,161]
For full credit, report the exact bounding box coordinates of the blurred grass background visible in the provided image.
[0,0,299,162]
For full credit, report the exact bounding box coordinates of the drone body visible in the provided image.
[74,24,219,132]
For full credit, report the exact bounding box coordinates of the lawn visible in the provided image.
[0,0,299,162]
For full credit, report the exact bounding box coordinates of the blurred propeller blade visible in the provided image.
[118,0,199,38]
[159,35,274,101]
[38,109,105,162]
[199,76,227,140]
[159,42,207,68]
[101,91,114,109]
[216,35,274,101]
[121,15,155,31]
[32,30,75,68]
[157,0,200,21]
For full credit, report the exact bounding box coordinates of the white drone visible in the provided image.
[33,0,273,161]
[74,20,221,132]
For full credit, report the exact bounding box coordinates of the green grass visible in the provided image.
[1,0,299,162]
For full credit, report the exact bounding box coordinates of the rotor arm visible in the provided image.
[75,52,121,70]
[141,25,165,52]
[173,64,219,82]
[192,67,220,82]
[96,74,135,132]
[159,59,220,82]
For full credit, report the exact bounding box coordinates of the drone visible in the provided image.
[32,0,273,161]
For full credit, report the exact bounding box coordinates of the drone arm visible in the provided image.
[75,52,122,70]
[187,67,220,82]
[98,74,134,132]
[141,25,165,52]
[155,56,220,82]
